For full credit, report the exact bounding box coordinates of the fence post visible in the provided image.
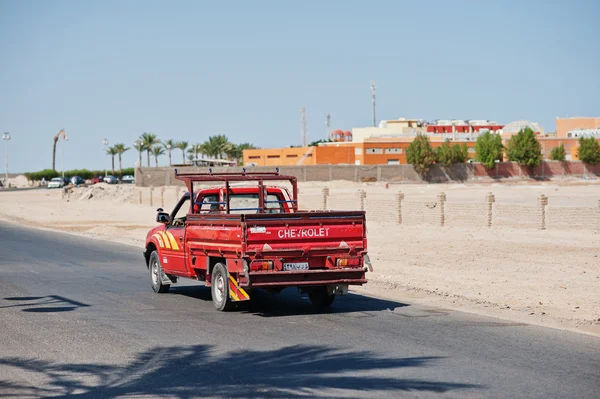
[486,192,495,227]
[359,189,367,211]
[438,192,447,227]
[396,192,405,225]
[149,186,154,207]
[322,187,329,210]
[160,187,165,208]
[539,194,548,230]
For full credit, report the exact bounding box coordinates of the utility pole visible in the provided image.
[103,139,109,177]
[325,112,331,140]
[371,80,377,127]
[61,132,68,179]
[301,106,307,147]
[2,132,10,186]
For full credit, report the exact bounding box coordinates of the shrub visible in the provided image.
[436,140,468,167]
[549,144,566,161]
[577,137,600,165]
[505,127,542,168]
[475,132,503,169]
[406,134,437,175]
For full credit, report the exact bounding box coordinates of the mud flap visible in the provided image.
[364,254,374,272]
[228,276,250,302]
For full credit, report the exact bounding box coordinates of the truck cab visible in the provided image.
[144,170,371,311]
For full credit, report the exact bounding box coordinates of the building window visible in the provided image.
[248,156,261,159]
[354,148,362,155]
[365,148,383,154]
[286,154,298,158]
[385,148,402,154]
[387,159,400,165]
[306,153,313,157]
[267,155,280,159]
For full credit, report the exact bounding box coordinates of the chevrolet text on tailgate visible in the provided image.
[144,169,372,311]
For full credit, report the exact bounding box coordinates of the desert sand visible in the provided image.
[1,181,599,336]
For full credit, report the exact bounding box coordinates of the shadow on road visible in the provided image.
[0,344,481,398]
[170,285,409,317]
[1,295,90,313]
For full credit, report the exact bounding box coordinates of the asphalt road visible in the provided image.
[1,222,599,398]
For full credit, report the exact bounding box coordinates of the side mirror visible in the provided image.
[156,212,170,224]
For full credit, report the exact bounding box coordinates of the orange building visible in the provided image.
[556,117,600,138]
[243,145,355,167]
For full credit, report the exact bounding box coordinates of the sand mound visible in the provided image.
[78,184,136,202]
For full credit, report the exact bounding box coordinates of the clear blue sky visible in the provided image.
[1,0,599,172]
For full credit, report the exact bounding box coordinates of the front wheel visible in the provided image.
[211,263,234,311]
[308,286,335,308]
[149,251,170,293]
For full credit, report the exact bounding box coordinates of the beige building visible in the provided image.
[556,117,600,138]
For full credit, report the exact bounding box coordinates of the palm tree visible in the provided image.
[176,141,189,165]
[151,145,165,167]
[133,140,144,167]
[163,139,176,166]
[114,143,130,176]
[140,132,160,167]
[187,143,205,163]
[226,143,256,164]
[106,145,118,175]
[202,135,231,159]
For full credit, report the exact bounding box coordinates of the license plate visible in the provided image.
[283,262,309,271]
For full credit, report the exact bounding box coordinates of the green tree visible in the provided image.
[505,127,542,168]
[140,132,160,167]
[106,145,118,175]
[113,143,130,177]
[475,132,504,169]
[162,139,176,166]
[549,144,566,161]
[406,134,437,175]
[578,137,600,164]
[226,143,256,163]
[436,140,469,167]
[176,141,189,164]
[308,139,333,146]
[187,143,205,161]
[151,145,165,167]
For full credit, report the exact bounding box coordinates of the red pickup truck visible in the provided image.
[144,170,371,311]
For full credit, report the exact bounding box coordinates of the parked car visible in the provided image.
[90,176,104,184]
[104,175,118,184]
[71,176,85,186]
[121,175,135,184]
[62,177,71,186]
[48,177,64,189]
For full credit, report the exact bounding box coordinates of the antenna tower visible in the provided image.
[371,80,377,127]
[325,112,331,140]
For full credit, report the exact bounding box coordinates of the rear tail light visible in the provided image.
[336,258,360,267]
[250,260,274,271]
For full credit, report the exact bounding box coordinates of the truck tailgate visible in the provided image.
[243,211,366,255]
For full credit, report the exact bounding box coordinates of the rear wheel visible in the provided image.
[211,263,234,311]
[308,286,335,308]
[149,251,170,293]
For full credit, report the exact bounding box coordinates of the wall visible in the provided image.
[134,161,600,187]
[556,117,600,138]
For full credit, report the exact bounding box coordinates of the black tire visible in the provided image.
[149,251,170,293]
[211,263,234,311]
[308,286,335,308]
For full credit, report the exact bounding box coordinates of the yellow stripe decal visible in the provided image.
[229,289,240,301]
[229,276,250,300]
[152,234,164,248]
[159,231,171,249]
[165,231,180,251]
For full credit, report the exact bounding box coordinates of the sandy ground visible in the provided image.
[1,182,599,336]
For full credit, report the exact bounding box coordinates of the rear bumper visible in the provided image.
[244,268,367,288]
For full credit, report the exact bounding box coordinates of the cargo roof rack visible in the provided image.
[174,168,298,213]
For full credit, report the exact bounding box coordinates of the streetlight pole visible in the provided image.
[61,133,68,179]
[2,132,10,186]
[167,144,172,166]
[103,139,109,177]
